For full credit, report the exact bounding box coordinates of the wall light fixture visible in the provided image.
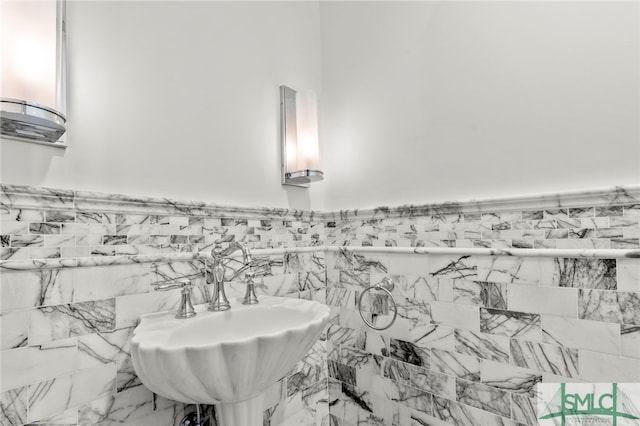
[1,0,67,145]
[280,85,323,187]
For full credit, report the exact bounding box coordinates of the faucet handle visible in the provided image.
[242,271,259,305]
[152,279,197,319]
[152,279,193,292]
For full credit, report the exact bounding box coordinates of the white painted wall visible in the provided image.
[320,1,640,210]
[2,1,638,212]
[1,1,325,210]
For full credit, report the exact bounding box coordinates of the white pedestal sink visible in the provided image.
[130,296,330,426]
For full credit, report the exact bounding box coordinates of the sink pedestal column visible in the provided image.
[216,393,264,426]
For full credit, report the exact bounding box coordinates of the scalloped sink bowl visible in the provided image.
[130,296,330,425]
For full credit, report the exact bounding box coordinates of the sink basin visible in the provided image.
[130,296,330,425]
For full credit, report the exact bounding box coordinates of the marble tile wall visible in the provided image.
[0,185,328,426]
[323,190,640,426]
[2,184,639,426]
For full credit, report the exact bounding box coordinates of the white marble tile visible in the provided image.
[1,268,74,310]
[74,263,150,303]
[29,408,78,425]
[579,289,640,325]
[409,324,454,352]
[30,299,116,344]
[260,273,300,297]
[511,393,536,426]
[621,325,640,359]
[77,326,137,391]
[454,329,510,363]
[618,258,640,292]
[28,363,116,421]
[0,386,28,426]
[480,359,540,398]
[77,385,153,424]
[410,366,455,400]
[508,284,578,317]
[431,348,480,381]
[541,315,620,355]
[1,309,28,349]
[510,338,578,378]
[1,338,77,392]
[115,290,181,328]
[430,301,479,331]
[476,256,539,284]
[429,255,477,281]
[480,308,541,340]
[432,395,487,425]
[455,378,511,418]
[578,350,640,382]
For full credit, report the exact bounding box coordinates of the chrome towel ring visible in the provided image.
[358,277,398,331]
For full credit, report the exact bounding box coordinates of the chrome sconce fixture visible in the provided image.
[1,0,67,144]
[280,85,323,187]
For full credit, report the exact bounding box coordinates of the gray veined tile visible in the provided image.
[410,365,455,399]
[328,360,357,386]
[511,393,537,426]
[479,308,541,340]
[339,270,370,289]
[480,359,541,399]
[541,316,620,355]
[578,350,640,382]
[507,284,578,317]
[409,324,454,352]
[554,258,617,289]
[1,309,28,350]
[390,382,432,415]
[475,256,539,284]
[579,289,640,325]
[300,271,325,291]
[28,363,117,422]
[453,280,507,309]
[432,396,486,426]
[429,255,477,281]
[0,386,27,426]
[28,408,78,425]
[287,340,327,396]
[617,258,640,292]
[78,386,152,425]
[388,338,430,368]
[77,326,138,391]
[455,379,511,418]
[11,234,44,247]
[1,268,74,311]
[30,299,116,344]
[358,330,389,357]
[1,338,77,392]
[621,325,640,359]
[335,346,383,373]
[74,263,150,303]
[430,348,480,382]
[431,302,480,331]
[327,288,356,308]
[510,338,579,378]
[383,359,411,386]
[454,329,510,363]
[327,325,362,349]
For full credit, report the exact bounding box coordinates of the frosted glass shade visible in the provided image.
[0,0,66,143]
[280,85,323,187]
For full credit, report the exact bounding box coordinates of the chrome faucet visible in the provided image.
[152,279,197,319]
[209,240,257,311]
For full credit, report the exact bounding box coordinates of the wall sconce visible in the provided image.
[280,85,324,187]
[1,0,67,145]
